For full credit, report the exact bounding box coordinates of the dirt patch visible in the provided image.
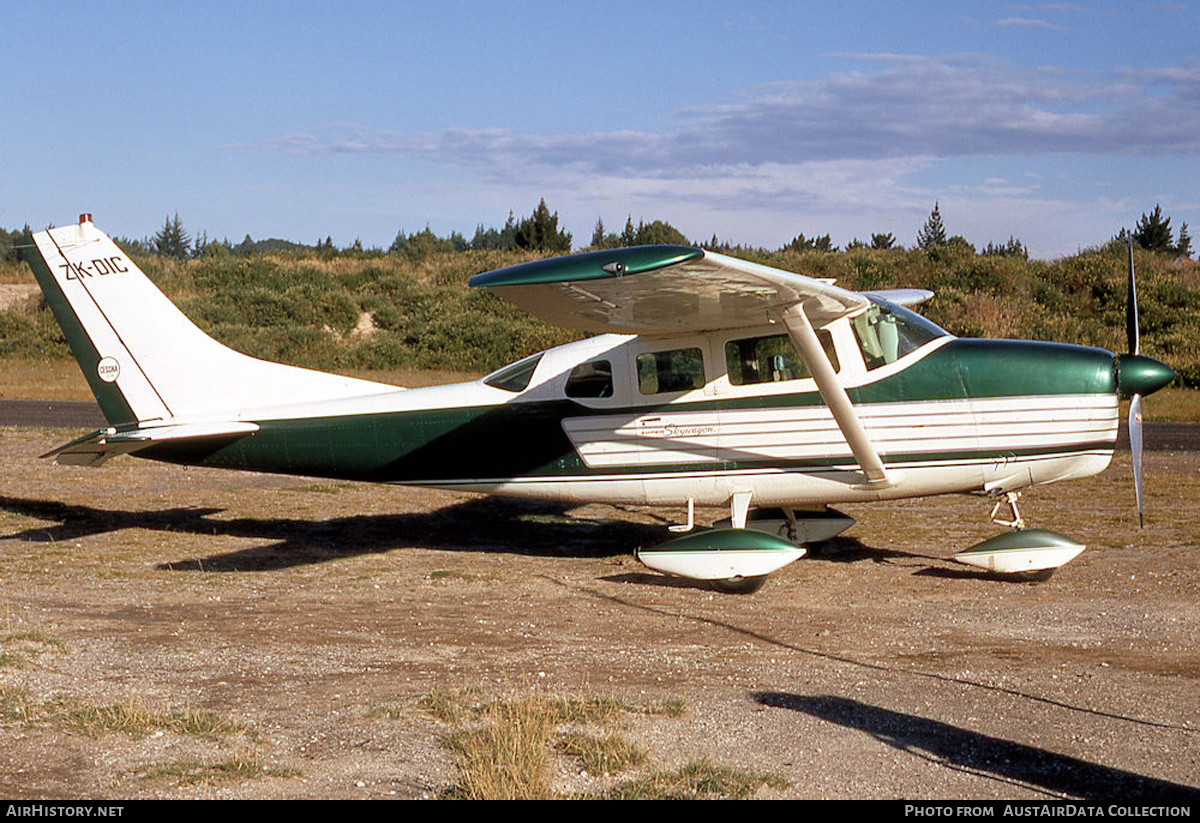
[1,426,1198,800]
[0,284,38,311]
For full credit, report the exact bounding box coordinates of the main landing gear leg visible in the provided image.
[730,491,752,530]
[711,491,766,594]
[781,508,799,543]
[989,491,1026,530]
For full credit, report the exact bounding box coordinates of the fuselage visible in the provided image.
[141,302,1123,509]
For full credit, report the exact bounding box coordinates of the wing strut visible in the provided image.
[776,304,893,490]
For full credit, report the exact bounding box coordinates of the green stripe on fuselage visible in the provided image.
[140,338,1118,483]
[142,400,584,481]
[848,338,1116,405]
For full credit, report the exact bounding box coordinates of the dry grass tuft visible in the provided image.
[55,694,253,740]
[134,752,301,786]
[556,730,647,775]
[0,686,254,743]
[420,689,784,799]
[0,685,36,723]
[442,697,558,800]
[596,758,790,800]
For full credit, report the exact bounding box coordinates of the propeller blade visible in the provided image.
[1126,238,1140,356]
[1130,393,1144,528]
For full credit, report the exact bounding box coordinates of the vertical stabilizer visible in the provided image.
[25,215,394,425]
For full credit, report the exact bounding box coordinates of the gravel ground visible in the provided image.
[0,425,1198,800]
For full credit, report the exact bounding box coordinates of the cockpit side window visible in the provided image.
[483,353,544,392]
[725,331,838,386]
[565,359,613,398]
[851,301,947,370]
[636,347,705,395]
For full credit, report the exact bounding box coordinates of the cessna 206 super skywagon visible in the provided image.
[25,215,1175,592]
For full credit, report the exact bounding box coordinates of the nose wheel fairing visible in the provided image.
[952,528,1085,574]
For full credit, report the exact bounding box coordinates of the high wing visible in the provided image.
[468,245,898,334]
[471,245,931,490]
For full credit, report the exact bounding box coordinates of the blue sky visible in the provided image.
[3,1,1198,259]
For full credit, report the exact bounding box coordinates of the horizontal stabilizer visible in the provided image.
[43,421,260,467]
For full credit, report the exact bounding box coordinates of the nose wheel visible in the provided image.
[953,491,1085,574]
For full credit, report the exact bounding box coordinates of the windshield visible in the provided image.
[851,299,949,370]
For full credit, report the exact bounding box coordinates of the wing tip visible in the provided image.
[469,245,703,289]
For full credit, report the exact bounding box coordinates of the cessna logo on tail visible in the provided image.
[59,256,129,280]
[96,357,121,383]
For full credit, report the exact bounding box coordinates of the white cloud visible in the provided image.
[255,54,1200,255]
[266,54,1200,171]
[971,16,1068,31]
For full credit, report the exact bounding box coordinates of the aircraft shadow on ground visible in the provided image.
[753,692,1200,802]
[0,494,668,572]
[0,494,1033,582]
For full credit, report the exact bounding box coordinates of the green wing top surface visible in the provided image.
[469,246,870,335]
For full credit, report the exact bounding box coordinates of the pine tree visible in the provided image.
[470,223,504,250]
[514,199,571,252]
[1133,205,1174,253]
[153,213,191,259]
[1175,221,1192,258]
[983,236,1028,259]
[620,216,637,247]
[785,233,834,252]
[500,211,518,250]
[590,217,607,248]
[917,203,947,250]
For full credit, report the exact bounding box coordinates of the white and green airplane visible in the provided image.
[25,215,1175,592]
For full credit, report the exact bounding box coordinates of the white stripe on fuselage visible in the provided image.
[563,393,1117,469]
[404,392,1116,507]
[400,449,1114,507]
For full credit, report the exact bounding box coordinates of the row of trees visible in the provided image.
[8,200,1194,264]
[400,198,575,256]
[137,199,576,261]
[779,203,1026,258]
[914,201,1193,258]
[2,211,1197,386]
[738,202,1187,260]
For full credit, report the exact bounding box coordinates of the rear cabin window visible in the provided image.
[725,331,839,386]
[636,347,705,395]
[565,359,613,398]
[483,353,543,392]
[851,301,947,370]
